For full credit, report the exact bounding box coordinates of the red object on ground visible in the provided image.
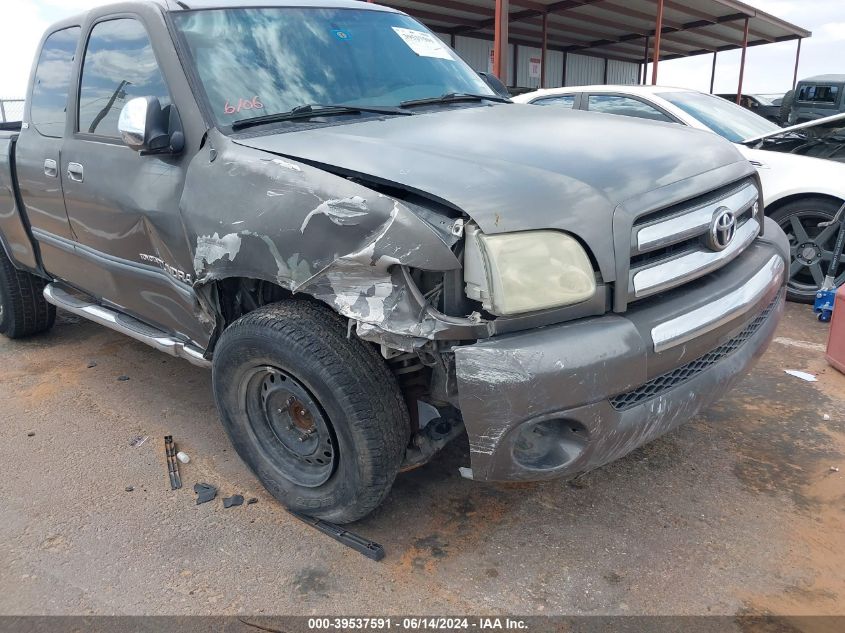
[826,285,845,374]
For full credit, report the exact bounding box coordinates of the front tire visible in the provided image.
[0,247,55,338]
[770,198,845,303]
[212,301,410,523]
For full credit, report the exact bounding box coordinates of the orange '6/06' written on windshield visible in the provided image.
[224,96,264,115]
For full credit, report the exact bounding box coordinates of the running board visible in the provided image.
[43,283,211,369]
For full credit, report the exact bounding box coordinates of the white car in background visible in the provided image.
[513,85,845,302]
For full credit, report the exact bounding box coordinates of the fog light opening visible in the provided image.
[512,418,589,472]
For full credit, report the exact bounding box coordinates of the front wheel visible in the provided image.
[770,198,845,303]
[212,301,410,523]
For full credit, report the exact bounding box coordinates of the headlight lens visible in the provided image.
[466,228,596,316]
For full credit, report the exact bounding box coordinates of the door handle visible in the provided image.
[67,162,84,183]
[44,159,57,178]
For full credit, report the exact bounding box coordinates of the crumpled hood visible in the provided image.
[233,103,745,238]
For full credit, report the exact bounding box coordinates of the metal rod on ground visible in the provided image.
[288,509,385,561]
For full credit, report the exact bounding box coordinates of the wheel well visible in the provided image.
[213,277,297,329]
[765,193,844,216]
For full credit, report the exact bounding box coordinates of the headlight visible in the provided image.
[464,225,596,316]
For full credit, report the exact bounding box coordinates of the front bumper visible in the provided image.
[453,220,788,482]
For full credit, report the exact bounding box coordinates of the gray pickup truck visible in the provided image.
[0,0,789,522]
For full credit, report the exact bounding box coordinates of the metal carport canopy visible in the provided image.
[372,0,810,88]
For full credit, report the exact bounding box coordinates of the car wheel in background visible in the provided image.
[770,198,845,303]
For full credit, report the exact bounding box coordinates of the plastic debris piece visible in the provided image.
[194,483,217,505]
[129,435,148,448]
[176,451,190,464]
[223,494,244,508]
[784,370,818,382]
[247,498,258,505]
[823,414,831,421]
[831,467,840,473]
[26,431,35,437]
[117,375,131,382]
[125,485,134,492]
[87,361,98,369]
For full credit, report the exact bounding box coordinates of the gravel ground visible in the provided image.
[0,303,843,620]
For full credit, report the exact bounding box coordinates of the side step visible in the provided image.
[43,283,211,369]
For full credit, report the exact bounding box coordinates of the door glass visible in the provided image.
[30,27,81,137]
[587,94,672,122]
[77,19,171,138]
[532,95,576,108]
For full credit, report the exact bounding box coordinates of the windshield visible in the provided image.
[662,91,780,142]
[172,8,495,129]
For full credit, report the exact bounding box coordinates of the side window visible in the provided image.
[587,95,672,122]
[30,27,81,138]
[532,95,576,108]
[797,85,840,104]
[78,18,171,138]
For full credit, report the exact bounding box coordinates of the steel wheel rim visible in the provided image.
[241,366,337,488]
[778,210,845,296]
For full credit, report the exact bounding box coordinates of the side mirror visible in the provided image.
[477,72,512,99]
[118,96,184,155]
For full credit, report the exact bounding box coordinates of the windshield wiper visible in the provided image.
[232,104,410,131]
[399,92,511,108]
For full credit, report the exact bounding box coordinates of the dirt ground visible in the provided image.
[0,303,843,621]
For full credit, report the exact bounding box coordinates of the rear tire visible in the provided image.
[212,300,410,523]
[0,248,55,338]
[770,198,843,303]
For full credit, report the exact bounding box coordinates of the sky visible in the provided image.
[1,0,843,98]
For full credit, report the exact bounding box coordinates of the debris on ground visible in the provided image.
[194,483,217,505]
[223,494,244,508]
[288,509,385,562]
[247,498,258,505]
[26,431,35,437]
[165,436,182,490]
[823,413,832,421]
[87,361,97,369]
[125,486,134,492]
[129,435,148,448]
[831,467,840,473]
[117,375,130,382]
[176,451,190,464]
[784,369,818,382]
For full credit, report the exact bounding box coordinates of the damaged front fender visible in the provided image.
[180,134,465,344]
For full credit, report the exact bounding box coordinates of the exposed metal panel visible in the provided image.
[607,59,639,85]
[566,54,604,87]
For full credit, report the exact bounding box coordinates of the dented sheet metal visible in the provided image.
[180,136,461,341]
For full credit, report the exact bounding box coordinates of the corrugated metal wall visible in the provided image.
[439,32,639,90]
[606,59,639,85]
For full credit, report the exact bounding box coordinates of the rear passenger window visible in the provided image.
[533,95,576,108]
[30,27,80,138]
[797,85,840,104]
[587,95,672,122]
[78,19,171,138]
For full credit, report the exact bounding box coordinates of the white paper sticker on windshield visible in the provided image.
[392,27,453,60]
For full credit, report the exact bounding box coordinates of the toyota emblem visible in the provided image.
[707,207,736,251]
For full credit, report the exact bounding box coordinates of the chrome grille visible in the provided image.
[628,179,760,302]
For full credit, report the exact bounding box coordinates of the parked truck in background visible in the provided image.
[0,0,789,522]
